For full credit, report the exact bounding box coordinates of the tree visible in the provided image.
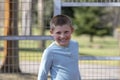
[38,0,46,49]
[73,7,111,42]
[37,0,53,49]
[21,0,33,35]
[0,0,21,73]
[0,0,4,29]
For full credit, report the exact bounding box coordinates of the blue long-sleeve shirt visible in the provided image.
[38,40,81,80]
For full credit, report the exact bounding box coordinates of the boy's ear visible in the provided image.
[50,30,53,35]
[71,27,74,33]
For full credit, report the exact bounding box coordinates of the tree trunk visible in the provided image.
[0,0,21,73]
[22,0,32,35]
[38,0,45,50]
[0,0,4,28]
[90,34,94,43]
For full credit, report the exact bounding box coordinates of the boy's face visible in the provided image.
[50,25,74,47]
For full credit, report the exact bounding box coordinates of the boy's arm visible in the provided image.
[38,49,53,80]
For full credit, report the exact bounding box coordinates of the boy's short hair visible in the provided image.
[50,14,73,30]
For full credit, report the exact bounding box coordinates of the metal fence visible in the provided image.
[0,0,120,80]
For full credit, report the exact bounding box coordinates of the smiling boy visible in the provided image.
[38,14,81,80]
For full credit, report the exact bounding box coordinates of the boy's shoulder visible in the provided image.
[42,43,55,56]
[44,42,56,51]
[70,40,79,45]
[70,39,78,43]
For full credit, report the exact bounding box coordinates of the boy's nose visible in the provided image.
[60,34,65,38]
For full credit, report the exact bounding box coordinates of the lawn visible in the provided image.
[73,34,119,56]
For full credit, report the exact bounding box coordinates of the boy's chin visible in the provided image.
[55,41,69,47]
[59,43,68,47]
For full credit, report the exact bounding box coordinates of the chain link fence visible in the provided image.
[0,0,120,80]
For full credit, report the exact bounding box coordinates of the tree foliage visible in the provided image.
[72,7,112,42]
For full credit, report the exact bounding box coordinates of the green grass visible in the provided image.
[19,51,42,61]
[72,34,119,56]
[80,47,119,56]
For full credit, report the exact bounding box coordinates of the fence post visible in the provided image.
[54,0,61,16]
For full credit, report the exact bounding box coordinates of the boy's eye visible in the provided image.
[65,31,69,34]
[56,32,61,34]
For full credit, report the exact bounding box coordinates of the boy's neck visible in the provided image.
[54,41,70,48]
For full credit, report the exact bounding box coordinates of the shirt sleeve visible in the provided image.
[38,49,53,80]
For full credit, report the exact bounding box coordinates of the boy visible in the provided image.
[38,14,81,80]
